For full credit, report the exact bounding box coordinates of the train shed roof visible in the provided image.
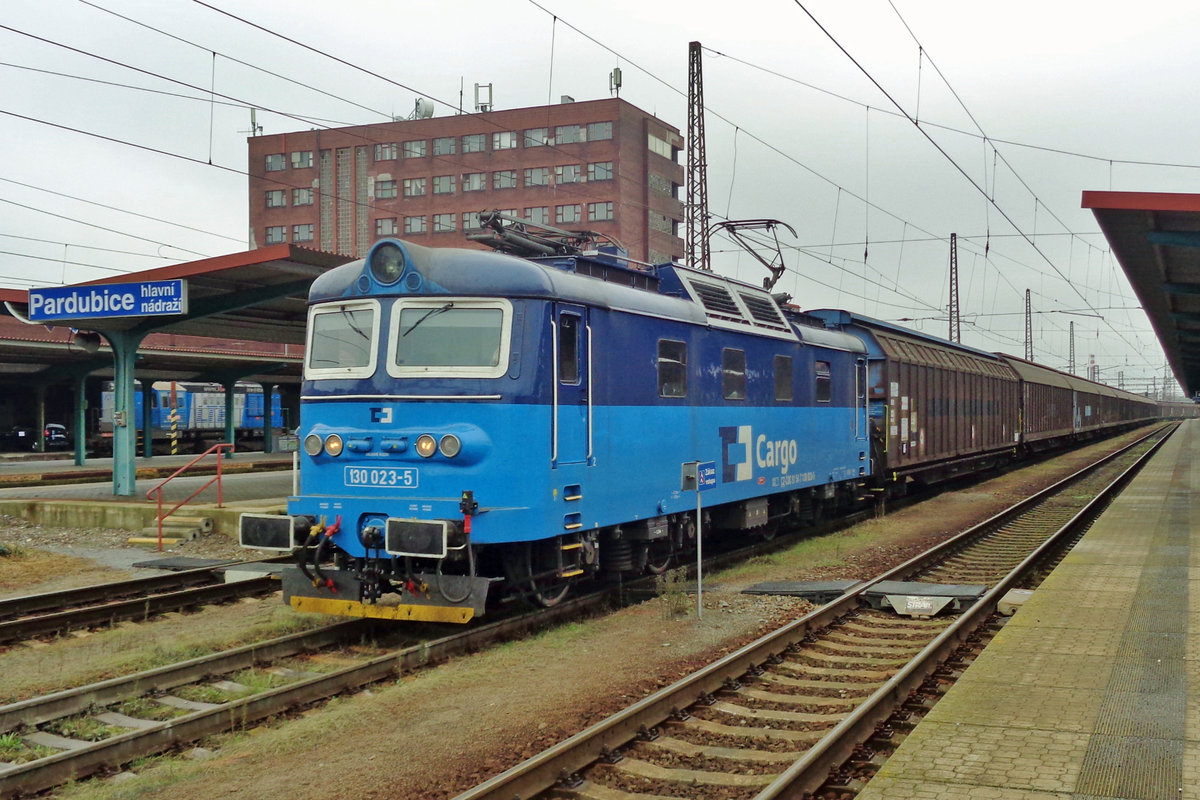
[1083,190,1200,397]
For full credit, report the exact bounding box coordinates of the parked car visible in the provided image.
[0,426,34,452]
[43,424,71,451]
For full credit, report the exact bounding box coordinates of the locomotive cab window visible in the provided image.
[657,340,687,397]
[558,315,580,384]
[774,355,794,402]
[722,348,746,400]
[385,298,513,380]
[305,299,380,380]
[815,361,832,403]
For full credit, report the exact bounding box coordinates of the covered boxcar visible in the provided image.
[809,311,1018,487]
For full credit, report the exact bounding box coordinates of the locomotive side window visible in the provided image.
[657,340,687,398]
[559,315,580,384]
[815,361,832,403]
[722,348,746,400]
[305,299,380,380]
[385,299,512,379]
[773,355,794,401]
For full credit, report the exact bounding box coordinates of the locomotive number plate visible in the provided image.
[344,466,419,488]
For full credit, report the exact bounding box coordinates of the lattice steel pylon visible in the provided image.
[948,233,960,343]
[1024,289,1033,362]
[685,41,710,271]
[1069,321,1075,375]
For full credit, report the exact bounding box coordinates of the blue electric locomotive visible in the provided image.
[241,234,870,622]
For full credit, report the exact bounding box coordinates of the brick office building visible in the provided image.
[247,97,685,264]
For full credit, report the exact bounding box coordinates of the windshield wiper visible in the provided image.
[402,302,453,337]
[342,307,370,341]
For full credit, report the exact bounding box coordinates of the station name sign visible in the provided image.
[28,280,188,322]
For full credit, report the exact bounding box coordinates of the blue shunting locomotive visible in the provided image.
[240,234,871,623]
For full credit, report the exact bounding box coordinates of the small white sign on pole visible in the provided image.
[682,461,717,620]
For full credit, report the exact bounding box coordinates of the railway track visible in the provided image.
[0,559,287,646]
[0,425,1169,797]
[449,423,1173,800]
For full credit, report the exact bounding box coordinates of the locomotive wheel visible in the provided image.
[644,536,674,575]
[504,539,575,608]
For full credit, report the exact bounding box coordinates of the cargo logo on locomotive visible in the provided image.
[719,425,799,481]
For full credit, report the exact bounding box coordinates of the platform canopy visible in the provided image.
[0,244,353,383]
[0,243,355,495]
[1083,191,1200,398]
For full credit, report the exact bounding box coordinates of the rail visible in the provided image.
[145,441,234,552]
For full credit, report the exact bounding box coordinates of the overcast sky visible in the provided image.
[4,0,1199,396]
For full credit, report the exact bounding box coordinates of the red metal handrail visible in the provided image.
[145,442,235,552]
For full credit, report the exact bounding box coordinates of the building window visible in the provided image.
[658,340,687,397]
[648,172,678,197]
[433,136,455,156]
[463,211,484,230]
[265,225,286,244]
[588,121,613,141]
[433,175,455,194]
[493,170,517,190]
[648,133,674,160]
[492,131,518,150]
[433,213,456,232]
[588,201,613,222]
[524,127,550,147]
[290,150,313,169]
[461,134,486,153]
[404,215,427,234]
[403,177,426,197]
[265,153,285,171]
[816,361,832,403]
[588,161,613,182]
[525,167,550,187]
[292,223,314,242]
[555,124,584,144]
[293,187,314,206]
[403,140,426,158]
[722,349,746,400]
[265,190,286,208]
[376,218,398,236]
[649,212,677,235]
[774,355,794,402]
[556,204,581,224]
[374,142,398,160]
[462,172,486,192]
[376,179,398,199]
[525,206,549,225]
[555,164,583,184]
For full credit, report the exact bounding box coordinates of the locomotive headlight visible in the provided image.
[324,434,344,457]
[415,434,437,458]
[303,434,323,457]
[438,434,462,458]
[369,242,406,284]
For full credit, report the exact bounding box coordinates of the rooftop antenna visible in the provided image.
[240,108,263,137]
[474,83,493,113]
[408,98,435,120]
[609,66,623,97]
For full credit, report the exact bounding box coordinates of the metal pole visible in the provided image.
[696,492,703,620]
